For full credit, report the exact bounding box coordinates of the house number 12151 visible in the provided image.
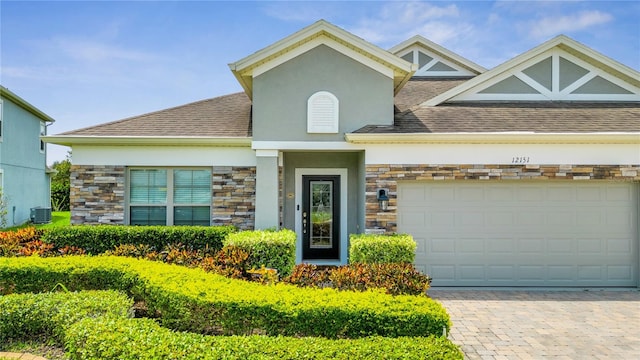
[512,156,530,164]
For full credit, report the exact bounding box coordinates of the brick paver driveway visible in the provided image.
[429,290,640,360]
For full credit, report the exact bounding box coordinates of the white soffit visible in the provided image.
[424,35,640,106]
[43,135,252,147]
[228,20,416,99]
[345,132,640,144]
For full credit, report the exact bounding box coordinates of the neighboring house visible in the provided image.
[46,20,640,287]
[0,86,55,227]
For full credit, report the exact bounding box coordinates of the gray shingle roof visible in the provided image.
[394,78,468,113]
[356,102,640,133]
[58,80,639,138]
[61,92,252,137]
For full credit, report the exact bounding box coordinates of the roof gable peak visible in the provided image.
[389,35,486,77]
[424,34,640,105]
[229,20,416,100]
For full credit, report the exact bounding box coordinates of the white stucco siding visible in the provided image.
[71,146,257,166]
[364,143,640,165]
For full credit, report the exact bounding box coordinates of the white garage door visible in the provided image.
[398,182,638,287]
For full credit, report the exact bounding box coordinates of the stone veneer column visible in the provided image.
[70,165,125,225]
[366,164,640,234]
[211,166,256,230]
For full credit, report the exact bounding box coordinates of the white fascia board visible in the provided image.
[43,135,252,147]
[423,35,640,106]
[389,35,487,74]
[252,36,394,79]
[228,20,415,99]
[345,132,640,144]
[0,86,55,123]
[252,141,364,151]
[231,20,413,75]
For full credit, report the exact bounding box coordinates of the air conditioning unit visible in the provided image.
[30,207,52,224]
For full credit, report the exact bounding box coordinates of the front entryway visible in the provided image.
[295,168,348,264]
[302,175,340,260]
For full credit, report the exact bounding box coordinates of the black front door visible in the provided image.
[302,175,340,260]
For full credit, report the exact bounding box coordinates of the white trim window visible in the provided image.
[307,91,339,133]
[128,168,212,226]
[39,121,46,153]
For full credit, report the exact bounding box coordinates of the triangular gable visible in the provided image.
[425,35,640,105]
[389,35,485,78]
[229,20,416,100]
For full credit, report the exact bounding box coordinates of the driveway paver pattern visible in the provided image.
[429,289,640,360]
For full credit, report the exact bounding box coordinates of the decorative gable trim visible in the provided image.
[229,20,416,100]
[307,91,339,133]
[252,36,394,80]
[450,48,639,102]
[389,35,486,76]
[425,35,640,106]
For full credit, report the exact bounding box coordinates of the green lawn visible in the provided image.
[2,211,70,231]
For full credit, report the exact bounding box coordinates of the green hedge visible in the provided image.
[0,290,132,343]
[349,234,416,264]
[65,316,462,360]
[225,229,296,277]
[41,225,235,254]
[0,256,450,338]
[1,290,462,359]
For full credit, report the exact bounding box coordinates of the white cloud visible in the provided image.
[346,1,468,47]
[51,37,157,63]
[528,10,613,39]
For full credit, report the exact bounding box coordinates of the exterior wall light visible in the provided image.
[377,188,389,211]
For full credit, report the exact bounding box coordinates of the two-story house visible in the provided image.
[46,20,639,287]
[0,86,55,227]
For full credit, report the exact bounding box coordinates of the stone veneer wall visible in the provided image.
[70,165,125,225]
[212,166,256,230]
[366,164,640,233]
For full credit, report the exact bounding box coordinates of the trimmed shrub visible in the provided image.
[65,316,463,360]
[200,245,251,279]
[0,227,45,257]
[42,225,235,254]
[329,263,431,295]
[224,229,296,277]
[0,256,450,338]
[284,263,331,288]
[349,233,416,264]
[285,263,431,296]
[0,290,132,343]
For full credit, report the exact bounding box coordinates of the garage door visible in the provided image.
[398,182,638,287]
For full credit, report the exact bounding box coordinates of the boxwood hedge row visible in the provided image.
[41,225,235,254]
[349,233,417,264]
[66,316,463,360]
[0,290,132,344]
[1,291,462,359]
[225,229,296,277]
[0,256,450,338]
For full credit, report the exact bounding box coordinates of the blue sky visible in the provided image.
[2,0,639,164]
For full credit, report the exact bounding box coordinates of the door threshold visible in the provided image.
[301,259,345,266]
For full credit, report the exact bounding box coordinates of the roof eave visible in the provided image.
[43,135,253,147]
[345,132,640,144]
[0,86,55,123]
